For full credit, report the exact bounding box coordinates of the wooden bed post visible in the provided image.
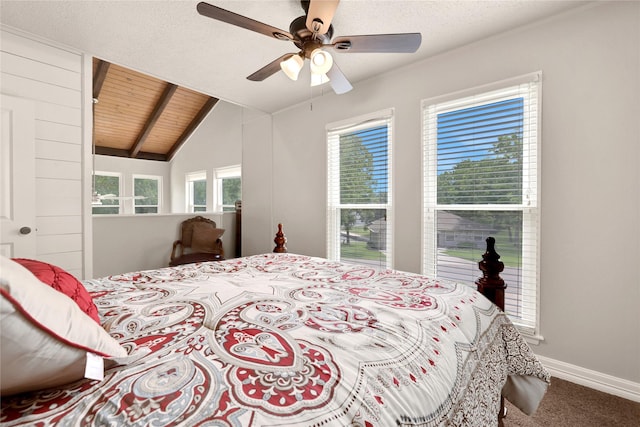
[476,236,508,426]
[476,236,507,311]
[273,223,287,253]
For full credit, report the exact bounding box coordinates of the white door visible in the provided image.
[0,94,36,258]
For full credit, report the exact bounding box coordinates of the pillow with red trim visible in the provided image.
[0,255,128,396]
[11,258,100,324]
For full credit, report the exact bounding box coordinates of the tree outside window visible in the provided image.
[187,172,207,212]
[215,165,241,212]
[134,176,160,214]
[92,173,120,215]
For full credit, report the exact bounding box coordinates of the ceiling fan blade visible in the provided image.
[197,2,293,41]
[306,0,339,35]
[247,53,296,81]
[99,194,146,200]
[326,62,352,94]
[331,33,422,53]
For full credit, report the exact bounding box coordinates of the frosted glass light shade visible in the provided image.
[310,49,333,75]
[280,55,304,81]
[310,72,330,87]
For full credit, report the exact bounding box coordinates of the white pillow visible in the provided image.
[0,255,128,396]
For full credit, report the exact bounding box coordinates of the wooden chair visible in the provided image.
[170,216,225,266]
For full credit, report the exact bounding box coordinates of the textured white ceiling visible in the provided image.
[0,0,588,113]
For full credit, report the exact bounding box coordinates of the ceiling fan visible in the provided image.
[92,193,146,203]
[196,0,421,94]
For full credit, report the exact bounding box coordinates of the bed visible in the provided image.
[1,236,549,426]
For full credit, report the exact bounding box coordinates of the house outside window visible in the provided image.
[327,110,393,269]
[214,165,241,212]
[186,171,207,212]
[92,172,121,215]
[133,175,161,214]
[422,73,541,339]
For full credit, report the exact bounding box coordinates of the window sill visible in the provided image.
[521,331,545,346]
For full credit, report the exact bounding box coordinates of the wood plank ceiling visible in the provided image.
[92,58,218,161]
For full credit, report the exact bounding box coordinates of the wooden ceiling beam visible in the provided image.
[95,146,167,162]
[93,59,218,162]
[167,97,219,161]
[92,59,110,99]
[129,82,178,158]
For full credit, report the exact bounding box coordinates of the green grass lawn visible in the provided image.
[445,244,521,267]
[341,240,386,261]
[340,228,520,267]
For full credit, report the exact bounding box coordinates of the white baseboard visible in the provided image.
[536,355,640,403]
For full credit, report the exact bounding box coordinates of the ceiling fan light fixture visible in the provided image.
[310,72,330,87]
[197,2,422,95]
[91,191,102,206]
[280,54,304,81]
[310,48,333,75]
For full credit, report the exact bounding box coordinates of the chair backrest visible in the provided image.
[179,216,225,255]
[180,216,217,249]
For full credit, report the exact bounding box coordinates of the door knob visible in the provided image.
[19,226,31,235]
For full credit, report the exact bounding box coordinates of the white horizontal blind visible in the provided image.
[327,111,393,269]
[422,73,540,334]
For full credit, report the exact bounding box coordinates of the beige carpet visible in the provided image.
[504,377,640,426]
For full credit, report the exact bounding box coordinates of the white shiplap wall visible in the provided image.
[1,27,86,278]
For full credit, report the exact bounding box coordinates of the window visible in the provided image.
[422,73,541,338]
[186,171,207,212]
[133,175,161,214]
[327,110,393,269]
[214,165,241,212]
[92,172,121,215]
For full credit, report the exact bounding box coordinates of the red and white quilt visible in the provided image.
[1,253,549,426]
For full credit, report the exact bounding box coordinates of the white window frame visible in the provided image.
[186,171,207,213]
[327,109,394,269]
[92,171,122,215]
[422,72,542,341]
[213,165,241,212]
[132,174,161,214]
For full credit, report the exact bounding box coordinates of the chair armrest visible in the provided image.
[216,239,225,259]
[171,240,183,261]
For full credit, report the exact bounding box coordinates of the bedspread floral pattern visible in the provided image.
[1,254,549,426]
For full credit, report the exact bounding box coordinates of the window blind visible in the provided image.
[327,111,393,269]
[422,73,541,335]
[186,171,207,212]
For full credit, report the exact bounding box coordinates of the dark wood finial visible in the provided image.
[273,223,287,253]
[476,236,507,311]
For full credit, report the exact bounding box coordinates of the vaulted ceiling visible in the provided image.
[1,1,589,114]
[92,58,218,161]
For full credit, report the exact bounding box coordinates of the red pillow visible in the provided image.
[11,258,100,324]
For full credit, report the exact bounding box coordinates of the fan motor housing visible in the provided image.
[289,15,333,52]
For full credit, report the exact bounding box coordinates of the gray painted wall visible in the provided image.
[170,100,244,213]
[92,212,234,278]
[242,2,640,386]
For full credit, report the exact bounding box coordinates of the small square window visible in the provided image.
[134,175,161,214]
